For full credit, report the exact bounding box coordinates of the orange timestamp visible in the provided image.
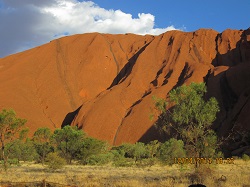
[174,157,234,165]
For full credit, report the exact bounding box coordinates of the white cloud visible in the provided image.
[0,0,179,57]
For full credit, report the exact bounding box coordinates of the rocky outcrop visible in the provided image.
[0,28,249,155]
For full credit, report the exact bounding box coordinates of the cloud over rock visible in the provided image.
[0,0,177,57]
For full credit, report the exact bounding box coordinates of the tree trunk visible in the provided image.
[42,152,45,165]
[1,142,8,171]
[3,155,8,171]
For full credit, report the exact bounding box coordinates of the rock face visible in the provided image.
[0,28,250,155]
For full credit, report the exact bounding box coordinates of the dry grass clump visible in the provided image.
[0,160,249,187]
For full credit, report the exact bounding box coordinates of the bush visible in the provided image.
[110,149,125,160]
[131,142,148,162]
[158,138,186,165]
[45,152,66,171]
[146,140,161,158]
[112,143,148,162]
[242,154,250,161]
[77,137,108,165]
[112,143,134,158]
[7,139,38,162]
[1,158,20,168]
[188,165,214,184]
[215,151,224,158]
[113,157,134,167]
[135,158,159,167]
[8,158,20,166]
[86,153,114,165]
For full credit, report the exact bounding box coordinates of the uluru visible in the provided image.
[0,27,250,156]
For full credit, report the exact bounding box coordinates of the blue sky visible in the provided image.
[89,0,249,32]
[0,0,249,58]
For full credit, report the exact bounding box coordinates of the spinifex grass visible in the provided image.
[0,160,249,187]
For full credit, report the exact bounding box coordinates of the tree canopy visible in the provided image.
[0,109,27,170]
[153,82,220,162]
[52,125,86,164]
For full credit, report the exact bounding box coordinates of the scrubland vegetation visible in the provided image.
[0,159,250,187]
[0,83,250,186]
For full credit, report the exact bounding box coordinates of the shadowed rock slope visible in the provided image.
[0,28,249,155]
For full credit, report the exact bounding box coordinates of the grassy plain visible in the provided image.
[0,159,250,187]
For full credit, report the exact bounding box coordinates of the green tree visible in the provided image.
[0,109,27,170]
[147,140,161,158]
[33,127,53,165]
[158,138,186,165]
[7,138,37,162]
[130,142,148,162]
[52,126,85,164]
[112,143,135,159]
[77,137,108,164]
[114,142,148,163]
[153,82,220,166]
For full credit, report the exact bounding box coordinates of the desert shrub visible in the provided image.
[1,158,20,167]
[8,158,20,166]
[215,151,224,158]
[135,157,159,167]
[158,138,186,165]
[113,157,135,167]
[129,142,148,162]
[20,139,38,161]
[146,140,161,158]
[112,143,133,158]
[242,154,250,161]
[112,143,157,166]
[112,143,148,162]
[77,137,108,165]
[86,153,114,165]
[45,152,66,171]
[7,139,38,162]
[110,149,125,160]
[187,165,214,184]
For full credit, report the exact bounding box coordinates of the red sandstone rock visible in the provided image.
[0,29,249,154]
